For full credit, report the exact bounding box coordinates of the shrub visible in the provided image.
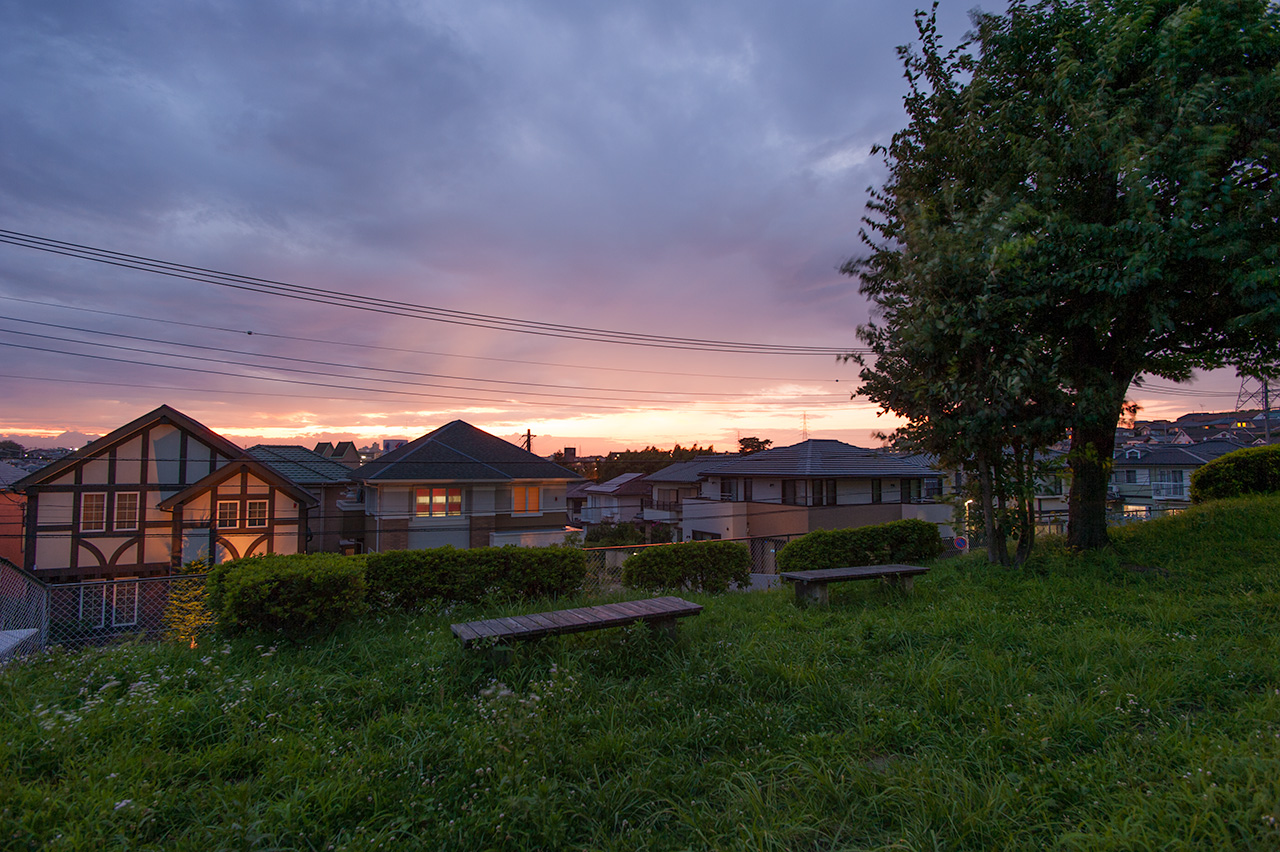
[621,540,751,593]
[1190,444,1280,503]
[207,553,367,638]
[365,545,586,608]
[775,519,943,573]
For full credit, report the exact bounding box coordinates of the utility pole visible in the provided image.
[521,429,535,452]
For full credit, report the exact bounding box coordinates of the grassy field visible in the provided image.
[3,496,1280,851]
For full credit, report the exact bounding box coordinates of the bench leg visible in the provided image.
[486,644,514,667]
[650,617,679,640]
[886,575,914,593]
[794,580,829,607]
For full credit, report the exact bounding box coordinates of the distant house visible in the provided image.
[680,439,951,541]
[581,473,651,525]
[248,445,359,554]
[0,461,26,566]
[640,456,733,527]
[1110,440,1247,513]
[313,441,362,468]
[14,405,316,584]
[356,420,582,551]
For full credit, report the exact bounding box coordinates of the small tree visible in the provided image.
[738,437,772,455]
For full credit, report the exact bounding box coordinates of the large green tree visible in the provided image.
[853,0,1280,550]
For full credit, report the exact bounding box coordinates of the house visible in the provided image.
[248,445,359,554]
[640,456,733,527]
[1110,439,1247,514]
[14,405,316,584]
[313,441,363,468]
[581,473,651,525]
[680,439,951,542]
[0,461,26,566]
[356,420,583,551]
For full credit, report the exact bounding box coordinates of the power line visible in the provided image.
[0,294,858,384]
[0,229,858,356]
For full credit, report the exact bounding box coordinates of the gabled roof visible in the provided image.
[15,405,244,490]
[248,445,355,485]
[355,420,582,483]
[699,439,934,479]
[157,459,318,509]
[1113,440,1247,468]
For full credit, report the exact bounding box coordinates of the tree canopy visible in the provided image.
[850,0,1280,550]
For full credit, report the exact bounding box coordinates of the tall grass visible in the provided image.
[3,496,1280,850]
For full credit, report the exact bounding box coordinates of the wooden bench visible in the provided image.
[451,596,703,656]
[780,564,928,607]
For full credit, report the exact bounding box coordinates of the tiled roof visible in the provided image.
[645,456,732,483]
[0,461,25,488]
[699,439,934,478]
[355,420,583,483]
[1116,440,1247,467]
[248,445,356,485]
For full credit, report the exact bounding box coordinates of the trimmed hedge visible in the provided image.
[775,519,942,573]
[207,553,367,637]
[365,545,586,608]
[621,540,751,593]
[1190,444,1280,503]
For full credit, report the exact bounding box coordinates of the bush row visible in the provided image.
[365,545,586,609]
[775,519,942,573]
[1190,444,1280,503]
[621,540,751,593]
[206,546,586,637]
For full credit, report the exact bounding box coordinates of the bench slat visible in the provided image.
[451,597,703,648]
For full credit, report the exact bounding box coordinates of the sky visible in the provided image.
[0,0,1246,455]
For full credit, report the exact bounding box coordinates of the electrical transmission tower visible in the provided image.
[1236,371,1279,442]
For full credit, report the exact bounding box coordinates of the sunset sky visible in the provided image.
[0,0,1243,455]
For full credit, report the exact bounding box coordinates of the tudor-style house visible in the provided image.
[356,420,582,551]
[15,405,316,584]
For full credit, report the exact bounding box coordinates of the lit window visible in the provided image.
[217,501,239,528]
[81,493,106,532]
[415,487,462,517]
[512,486,540,514]
[114,493,140,531]
[246,500,269,528]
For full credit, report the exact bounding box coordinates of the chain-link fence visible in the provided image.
[582,534,800,595]
[0,558,48,662]
[43,574,215,650]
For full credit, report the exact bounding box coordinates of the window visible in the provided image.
[114,492,140,531]
[112,580,138,627]
[743,479,753,502]
[416,487,463,517]
[720,478,736,501]
[512,486,540,514]
[79,584,106,627]
[217,501,239,528]
[1125,470,1138,484]
[81,493,106,532]
[901,479,922,503]
[812,479,836,506]
[246,500,269,528]
[870,480,883,504]
[782,480,797,505]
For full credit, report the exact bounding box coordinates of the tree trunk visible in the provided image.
[1013,442,1035,567]
[978,455,1008,565]
[1067,378,1130,550]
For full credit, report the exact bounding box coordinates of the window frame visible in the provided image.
[511,485,541,515]
[217,500,239,529]
[80,493,107,532]
[870,479,883,504]
[112,580,138,627]
[245,499,269,528]
[415,487,463,517]
[114,492,140,531]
